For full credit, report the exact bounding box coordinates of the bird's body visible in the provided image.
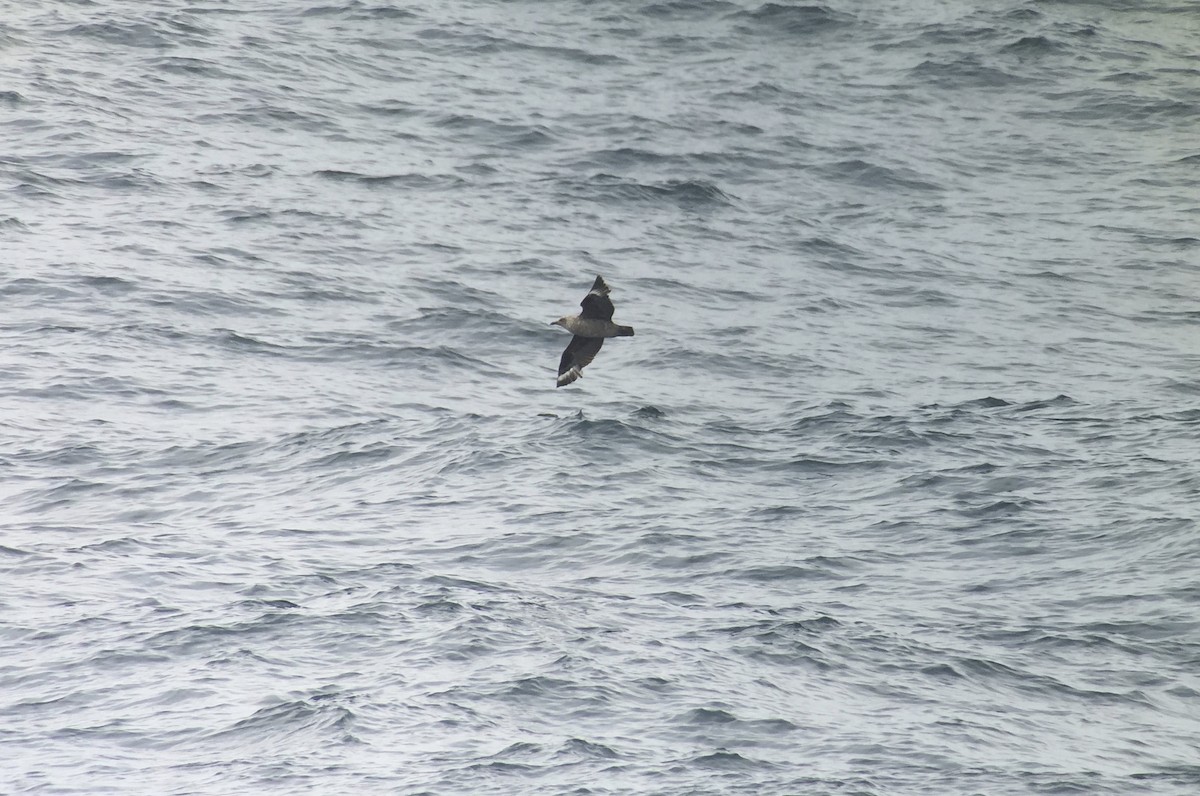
[550,276,634,387]
[553,315,632,339]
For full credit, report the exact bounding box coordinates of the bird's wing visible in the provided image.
[579,275,614,321]
[557,335,604,386]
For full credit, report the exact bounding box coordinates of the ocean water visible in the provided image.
[2,1,1199,793]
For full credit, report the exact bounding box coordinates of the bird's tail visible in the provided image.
[615,325,635,337]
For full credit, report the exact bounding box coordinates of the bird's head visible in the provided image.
[549,317,567,328]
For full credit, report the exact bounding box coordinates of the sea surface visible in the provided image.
[2,1,1199,794]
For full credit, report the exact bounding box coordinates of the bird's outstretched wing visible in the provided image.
[579,275,614,321]
[557,335,604,387]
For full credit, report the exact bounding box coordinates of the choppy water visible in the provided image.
[3,1,1199,794]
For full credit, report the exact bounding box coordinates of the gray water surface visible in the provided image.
[3,1,1199,794]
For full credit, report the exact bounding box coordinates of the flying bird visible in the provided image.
[550,275,635,387]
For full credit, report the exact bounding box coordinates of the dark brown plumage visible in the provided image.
[550,276,634,387]
[579,276,615,321]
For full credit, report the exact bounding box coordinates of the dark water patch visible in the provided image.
[415,27,621,64]
[302,3,417,19]
[89,168,167,191]
[515,42,624,67]
[910,57,1028,88]
[144,613,318,657]
[4,166,84,189]
[691,749,766,769]
[954,657,1152,706]
[1006,6,1042,20]
[209,697,358,745]
[12,182,64,201]
[572,144,771,173]
[432,113,556,147]
[504,127,556,149]
[715,617,838,659]
[58,150,144,170]
[795,235,865,260]
[555,737,618,759]
[310,443,398,469]
[384,307,517,339]
[241,597,301,610]
[436,447,525,477]
[904,22,1001,47]
[213,329,289,355]
[739,564,845,583]
[682,707,735,725]
[271,273,380,305]
[870,284,956,307]
[750,504,808,521]
[191,246,262,266]
[641,0,739,19]
[457,162,499,178]
[559,174,733,209]
[13,443,104,467]
[144,288,282,318]
[662,346,788,378]
[0,278,77,299]
[1082,618,1199,644]
[1001,35,1067,56]
[785,401,860,432]
[267,420,403,458]
[1011,394,1077,412]
[578,146,689,170]
[21,478,112,511]
[1137,308,1200,327]
[408,276,505,309]
[1032,92,1200,129]
[953,497,1039,517]
[200,162,277,179]
[151,56,232,78]
[716,81,805,104]
[217,207,272,224]
[498,674,603,703]
[77,275,138,294]
[413,598,465,615]
[82,646,174,672]
[949,396,1012,410]
[1130,768,1200,788]
[64,21,178,50]
[478,740,542,762]
[650,590,705,606]
[20,369,160,401]
[978,627,1148,657]
[357,99,423,118]
[630,276,767,313]
[1103,70,1155,84]
[69,536,147,555]
[836,417,960,451]
[1028,268,1082,281]
[710,324,757,340]
[728,4,850,36]
[228,102,343,135]
[315,169,465,189]
[560,415,680,454]
[816,159,941,192]
[1165,379,1200,396]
